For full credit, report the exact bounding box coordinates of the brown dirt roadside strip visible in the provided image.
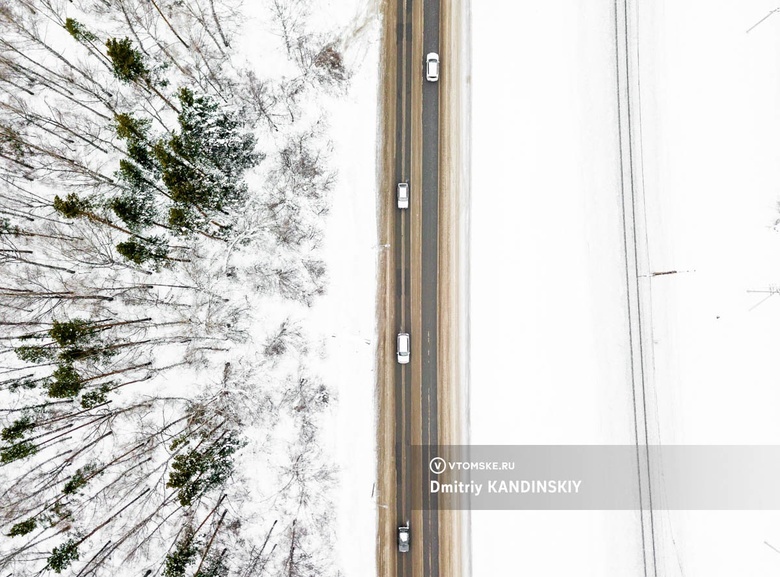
[375,0,398,576]
[438,1,468,577]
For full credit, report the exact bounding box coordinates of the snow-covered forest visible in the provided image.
[0,0,352,574]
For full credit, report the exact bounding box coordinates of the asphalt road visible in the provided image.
[392,0,441,576]
[393,0,413,577]
[419,1,441,577]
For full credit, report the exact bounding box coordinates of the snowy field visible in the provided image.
[469,0,780,575]
[309,1,381,574]
[639,1,780,575]
[469,2,644,575]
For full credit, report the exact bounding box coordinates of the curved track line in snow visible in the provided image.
[614,1,658,575]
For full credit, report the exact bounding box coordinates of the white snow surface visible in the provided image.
[468,0,780,575]
[311,3,381,576]
[239,1,381,576]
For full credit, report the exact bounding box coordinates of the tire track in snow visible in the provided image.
[614,1,658,576]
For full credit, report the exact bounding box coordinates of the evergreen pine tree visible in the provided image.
[115,114,157,172]
[63,463,99,495]
[48,364,83,398]
[16,345,55,363]
[64,18,98,43]
[106,38,148,82]
[111,191,156,231]
[7,518,36,537]
[196,554,229,577]
[163,528,197,577]
[50,319,93,348]
[80,384,111,409]
[116,236,169,266]
[115,113,150,140]
[153,88,258,213]
[54,193,135,235]
[1,416,33,442]
[9,377,37,391]
[168,205,198,234]
[1,440,37,464]
[47,539,80,573]
[53,193,91,219]
[0,217,18,235]
[167,431,242,506]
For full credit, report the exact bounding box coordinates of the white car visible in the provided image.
[398,522,410,553]
[425,52,439,82]
[397,182,409,209]
[397,333,410,364]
